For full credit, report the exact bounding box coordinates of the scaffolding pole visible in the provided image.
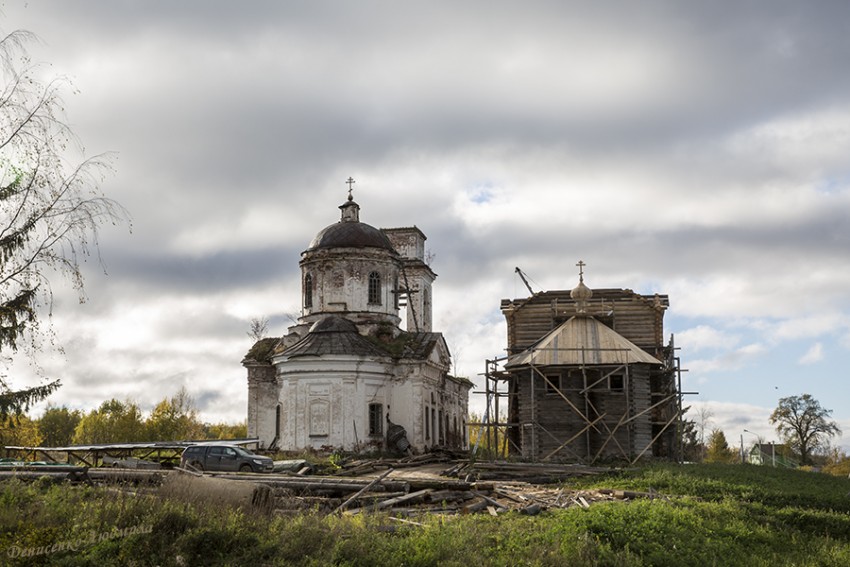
[475,339,692,464]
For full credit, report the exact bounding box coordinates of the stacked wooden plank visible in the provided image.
[442,461,609,484]
[336,449,465,475]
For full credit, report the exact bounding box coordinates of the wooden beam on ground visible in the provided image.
[374,488,433,510]
[333,468,394,514]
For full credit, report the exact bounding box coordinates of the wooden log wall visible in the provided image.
[501,289,669,355]
[513,364,655,461]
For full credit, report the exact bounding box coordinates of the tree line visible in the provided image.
[0,386,246,448]
[682,393,843,467]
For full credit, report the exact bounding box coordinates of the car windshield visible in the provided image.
[233,447,254,457]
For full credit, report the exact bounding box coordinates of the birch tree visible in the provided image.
[0,30,127,420]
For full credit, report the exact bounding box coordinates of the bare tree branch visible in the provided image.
[0,30,129,419]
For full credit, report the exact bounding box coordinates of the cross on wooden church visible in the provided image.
[346,177,356,200]
[576,260,586,282]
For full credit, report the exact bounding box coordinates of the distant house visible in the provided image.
[747,443,797,468]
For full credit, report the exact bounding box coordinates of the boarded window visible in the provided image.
[368,272,381,305]
[304,274,313,308]
[309,399,329,437]
[369,403,383,436]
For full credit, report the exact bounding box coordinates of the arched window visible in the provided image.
[368,271,381,305]
[304,274,313,308]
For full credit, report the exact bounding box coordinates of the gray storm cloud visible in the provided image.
[2,2,849,443]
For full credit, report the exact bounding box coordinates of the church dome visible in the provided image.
[307,221,396,252]
[570,280,592,302]
[305,196,397,253]
[570,260,593,314]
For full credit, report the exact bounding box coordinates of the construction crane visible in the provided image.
[514,267,535,295]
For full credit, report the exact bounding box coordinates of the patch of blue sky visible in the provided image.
[466,181,496,204]
[814,176,850,196]
[682,330,850,423]
[479,307,507,326]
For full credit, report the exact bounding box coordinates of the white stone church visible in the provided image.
[243,189,471,453]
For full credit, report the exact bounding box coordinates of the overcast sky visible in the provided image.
[4,1,850,452]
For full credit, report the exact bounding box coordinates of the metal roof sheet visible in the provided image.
[307,221,397,252]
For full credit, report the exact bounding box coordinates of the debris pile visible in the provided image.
[1,453,665,519]
[261,473,661,517]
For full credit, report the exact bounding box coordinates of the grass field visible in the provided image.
[3,463,850,566]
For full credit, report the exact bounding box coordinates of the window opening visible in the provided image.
[610,374,624,391]
[368,403,383,436]
[304,274,313,308]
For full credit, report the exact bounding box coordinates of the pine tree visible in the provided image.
[705,428,737,463]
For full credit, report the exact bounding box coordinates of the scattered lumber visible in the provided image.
[1,451,647,519]
[373,488,433,510]
[446,461,609,483]
[336,449,466,475]
[334,468,394,514]
[87,469,164,484]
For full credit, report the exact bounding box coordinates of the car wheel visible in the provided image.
[190,461,204,472]
[239,464,253,473]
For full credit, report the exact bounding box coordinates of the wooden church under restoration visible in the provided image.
[479,263,684,464]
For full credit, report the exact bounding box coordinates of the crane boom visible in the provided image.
[514,267,535,295]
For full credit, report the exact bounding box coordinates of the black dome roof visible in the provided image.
[307,221,396,252]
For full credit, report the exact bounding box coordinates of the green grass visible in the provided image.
[570,462,850,510]
[3,463,850,565]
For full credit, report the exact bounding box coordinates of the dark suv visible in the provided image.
[180,444,274,473]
